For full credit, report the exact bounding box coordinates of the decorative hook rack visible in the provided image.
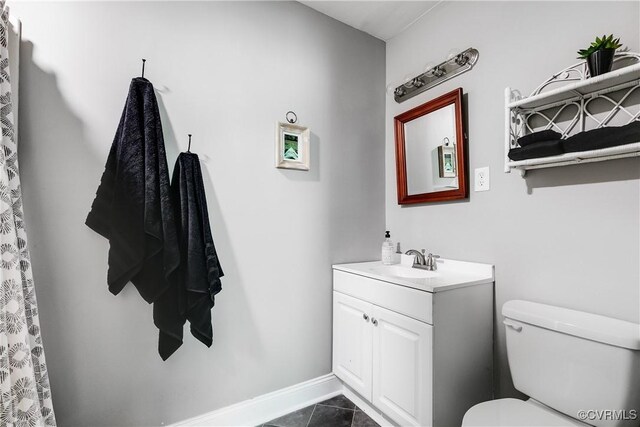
[141,59,146,78]
[393,48,479,103]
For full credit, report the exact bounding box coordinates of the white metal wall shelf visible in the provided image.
[505,53,640,176]
[506,143,640,171]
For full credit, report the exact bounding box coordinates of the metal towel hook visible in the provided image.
[141,59,146,78]
[188,134,192,152]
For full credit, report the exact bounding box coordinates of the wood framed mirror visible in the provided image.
[394,88,467,204]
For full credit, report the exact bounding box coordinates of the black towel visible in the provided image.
[517,129,562,147]
[563,121,640,153]
[508,140,564,161]
[86,77,182,359]
[171,152,223,347]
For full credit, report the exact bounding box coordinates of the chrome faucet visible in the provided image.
[405,249,426,268]
[405,249,440,271]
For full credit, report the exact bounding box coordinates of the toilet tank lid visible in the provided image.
[502,300,640,350]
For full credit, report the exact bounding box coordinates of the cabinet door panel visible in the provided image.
[333,291,373,400]
[372,305,432,427]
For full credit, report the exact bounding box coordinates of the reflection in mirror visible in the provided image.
[438,138,457,178]
[394,88,467,204]
[405,104,457,194]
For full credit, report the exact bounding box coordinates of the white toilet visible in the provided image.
[463,300,640,427]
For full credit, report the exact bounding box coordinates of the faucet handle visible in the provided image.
[425,253,441,271]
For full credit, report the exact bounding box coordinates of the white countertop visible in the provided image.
[333,257,494,293]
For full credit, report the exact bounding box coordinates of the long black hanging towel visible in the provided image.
[85,77,184,360]
[170,151,224,347]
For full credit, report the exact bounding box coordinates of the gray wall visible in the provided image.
[385,1,640,398]
[9,2,385,425]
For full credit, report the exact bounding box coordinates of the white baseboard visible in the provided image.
[172,373,342,427]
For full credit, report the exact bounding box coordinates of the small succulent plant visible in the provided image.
[577,34,623,59]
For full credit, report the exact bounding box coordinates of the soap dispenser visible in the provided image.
[381,231,395,265]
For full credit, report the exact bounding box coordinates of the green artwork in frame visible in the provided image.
[276,122,310,171]
[283,133,300,160]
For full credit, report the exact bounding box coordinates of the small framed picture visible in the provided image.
[275,122,310,170]
[438,144,457,178]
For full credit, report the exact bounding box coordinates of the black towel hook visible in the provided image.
[188,134,192,152]
[141,59,146,78]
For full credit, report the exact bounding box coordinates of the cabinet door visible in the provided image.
[333,291,373,400]
[371,305,433,427]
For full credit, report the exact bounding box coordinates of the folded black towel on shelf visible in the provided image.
[517,129,562,147]
[563,121,640,153]
[508,140,564,161]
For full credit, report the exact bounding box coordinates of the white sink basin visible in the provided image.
[372,264,438,279]
[334,258,494,293]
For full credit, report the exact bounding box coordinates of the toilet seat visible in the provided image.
[462,398,590,427]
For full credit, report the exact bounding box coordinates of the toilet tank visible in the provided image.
[502,300,640,427]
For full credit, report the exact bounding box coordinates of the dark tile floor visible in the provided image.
[259,395,380,427]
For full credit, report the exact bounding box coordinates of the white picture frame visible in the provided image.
[437,143,457,178]
[275,121,310,171]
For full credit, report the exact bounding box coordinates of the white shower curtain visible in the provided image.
[0,2,56,426]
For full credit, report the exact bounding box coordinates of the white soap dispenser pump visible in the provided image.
[381,231,395,265]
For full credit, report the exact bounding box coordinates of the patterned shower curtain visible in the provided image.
[0,3,56,426]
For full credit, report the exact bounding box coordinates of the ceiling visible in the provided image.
[299,1,441,41]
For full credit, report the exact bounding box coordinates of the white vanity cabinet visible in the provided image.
[332,260,494,427]
[333,290,432,426]
[333,291,374,399]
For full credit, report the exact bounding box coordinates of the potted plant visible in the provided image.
[577,34,623,77]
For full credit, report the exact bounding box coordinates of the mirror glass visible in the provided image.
[394,88,467,204]
[404,104,457,194]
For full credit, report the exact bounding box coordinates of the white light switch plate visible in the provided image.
[474,167,490,192]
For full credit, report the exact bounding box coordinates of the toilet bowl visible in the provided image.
[462,300,640,427]
[462,398,589,426]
